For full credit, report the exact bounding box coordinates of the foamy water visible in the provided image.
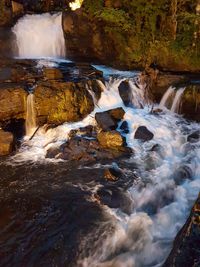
[9,73,200,267]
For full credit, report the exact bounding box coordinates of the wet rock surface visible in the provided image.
[0,85,27,122]
[0,58,103,128]
[180,85,200,122]
[134,126,154,142]
[47,131,132,162]
[34,80,94,125]
[95,107,125,131]
[0,129,14,156]
[164,194,200,267]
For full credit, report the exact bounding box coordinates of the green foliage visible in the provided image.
[83,0,200,70]
[83,0,104,14]
[95,8,132,32]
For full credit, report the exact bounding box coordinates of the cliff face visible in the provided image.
[163,194,200,267]
[62,0,200,72]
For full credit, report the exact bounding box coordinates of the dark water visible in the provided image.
[0,160,135,267]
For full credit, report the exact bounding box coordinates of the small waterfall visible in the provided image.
[159,86,185,113]
[159,86,175,108]
[129,79,148,108]
[171,87,185,113]
[12,13,66,59]
[26,94,37,137]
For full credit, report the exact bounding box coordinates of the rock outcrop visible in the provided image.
[34,80,95,125]
[180,85,200,122]
[0,129,14,156]
[164,193,200,267]
[0,86,27,122]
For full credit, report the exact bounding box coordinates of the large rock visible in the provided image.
[34,80,95,125]
[0,129,14,156]
[163,193,200,267]
[97,130,125,149]
[62,9,116,64]
[118,80,132,106]
[95,108,125,131]
[0,86,27,122]
[134,126,154,142]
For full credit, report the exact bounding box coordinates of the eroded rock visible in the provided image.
[0,129,14,156]
[0,86,27,122]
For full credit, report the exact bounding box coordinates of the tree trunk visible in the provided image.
[171,0,178,40]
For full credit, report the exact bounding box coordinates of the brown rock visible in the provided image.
[0,86,27,122]
[97,130,124,149]
[163,193,200,267]
[0,129,14,156]
[12,1,24,18]
[180,85,200,122]
[43,68,63,80]
[151,73,188,102]
[34,80,94,125]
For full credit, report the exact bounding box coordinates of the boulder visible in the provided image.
[187,130,200,143]
[163,193,200,267]
[95,112,116,131]
[97,130,125,149]
[34,80,94,125]
[95,108,125,131]
[134,126,154,142]
[0,129,14,156]
[0,86,27,122]
[118,80,131,106]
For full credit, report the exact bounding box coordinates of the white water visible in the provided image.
[159,86,175,108]
[12,13,66,59]
[25,94,37,137]
[159,86,185,113]
[9,73,200,267]
[171,87,185,113]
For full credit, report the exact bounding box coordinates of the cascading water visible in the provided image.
[12,13,66,59]
[3,72,200,267]
[171,87,185,113]
[159,86,185,113]
[25,93,37,137]
[159,86,175,108]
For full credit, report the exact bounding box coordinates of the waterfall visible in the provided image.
[159,86,185,113]
[26,94,37,137]
[12,13,66,59]
[159,86,175,108]
[171,87,185,113]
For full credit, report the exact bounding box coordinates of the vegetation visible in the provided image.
[82,0,200,70]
